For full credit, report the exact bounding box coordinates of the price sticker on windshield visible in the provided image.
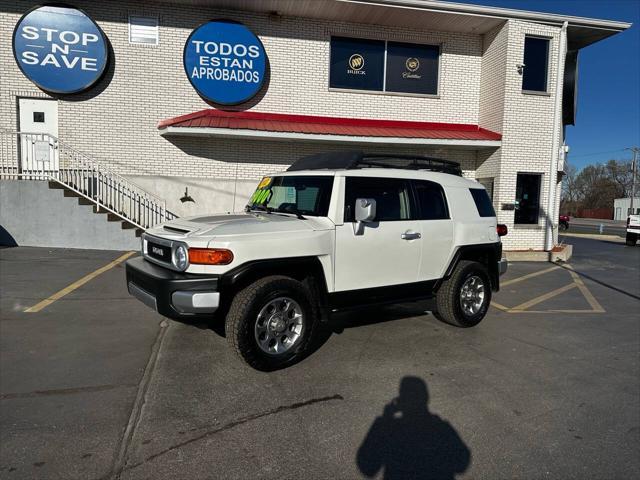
[250,176,273,204]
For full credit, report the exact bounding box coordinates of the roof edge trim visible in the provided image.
[339,0,632,31]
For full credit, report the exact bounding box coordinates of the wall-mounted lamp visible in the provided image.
[180,187,195,203]
[268,10,282,21]
[516,63,526,75]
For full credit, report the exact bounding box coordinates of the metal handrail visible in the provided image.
[0,130,177,229]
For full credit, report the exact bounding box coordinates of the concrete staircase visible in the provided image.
[50,181,144,238]
[0,179,142,250]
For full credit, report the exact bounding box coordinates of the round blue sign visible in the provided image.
[13,5,108,94]
[184,20,267,105]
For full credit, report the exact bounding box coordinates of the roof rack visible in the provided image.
[286,151,462,176]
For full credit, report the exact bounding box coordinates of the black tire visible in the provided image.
[434,260,491,328]
[560,222,569,231]
[225,275,319,371]
[626,233,637,246]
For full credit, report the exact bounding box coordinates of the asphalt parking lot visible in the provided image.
[1,236,639,480]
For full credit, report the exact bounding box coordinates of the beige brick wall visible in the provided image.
[495,20,564,250]
[1,1,566,250]
[1,0,482,178]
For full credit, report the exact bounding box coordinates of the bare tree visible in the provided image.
[605,159,633,199]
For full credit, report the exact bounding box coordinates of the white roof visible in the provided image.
[164,0,631,49]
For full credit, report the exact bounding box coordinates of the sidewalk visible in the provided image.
[570,217,626,227]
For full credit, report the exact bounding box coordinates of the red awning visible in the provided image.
[158,109,501,143]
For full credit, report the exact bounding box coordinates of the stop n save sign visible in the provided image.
[13,5,109,94]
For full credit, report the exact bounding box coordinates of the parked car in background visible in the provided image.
[626,215,640,246]
[559,215,570,231]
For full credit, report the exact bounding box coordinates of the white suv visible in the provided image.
[627,214,640,246]
[126,151,508,370]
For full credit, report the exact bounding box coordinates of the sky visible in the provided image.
[454,0,640,170]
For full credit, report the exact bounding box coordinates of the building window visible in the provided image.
[514,173,542,224]
[385,42,439,95]
[330,37,440,95]
[522,36,550,93]
[344,177,413,222]
[330,37,385,91]
[129,16,159,45]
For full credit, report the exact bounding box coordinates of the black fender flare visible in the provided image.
[218,256,330,312]
[436,243,502,292]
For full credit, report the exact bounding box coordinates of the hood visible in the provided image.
[147,212,334,241]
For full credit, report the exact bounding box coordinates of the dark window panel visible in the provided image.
[469,188,496,218]
[329,37,385,91]
[413,180,449,220]
[522,36,550,92]
[344,177,413,222]
[514,173,542,224]
[385,42,439,95]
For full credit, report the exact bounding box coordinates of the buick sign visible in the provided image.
[184,20,267,105]
[12,5,109,94]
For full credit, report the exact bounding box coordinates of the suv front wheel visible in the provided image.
[435,260,491,327]
[225,275,318,370]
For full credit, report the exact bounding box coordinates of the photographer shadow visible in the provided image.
[357,376,470,480]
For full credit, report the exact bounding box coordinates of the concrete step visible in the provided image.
[48,181,66,190]
[121,220,137,229]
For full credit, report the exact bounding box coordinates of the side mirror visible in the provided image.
[354,198,376,235]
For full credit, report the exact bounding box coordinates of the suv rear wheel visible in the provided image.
[225,275,318,370]
[435,260,491,327]
[626,233,637,246]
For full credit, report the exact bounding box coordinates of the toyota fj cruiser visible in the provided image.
[126,151,508,370]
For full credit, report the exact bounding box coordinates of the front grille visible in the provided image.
[147,240,171,263]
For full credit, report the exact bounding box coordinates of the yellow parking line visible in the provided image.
[510,283,577,312]
[564,264,605,313]
[490,301,510,311]
[501,265,560,287]
[24,251,135,313]
[509,309,605,314]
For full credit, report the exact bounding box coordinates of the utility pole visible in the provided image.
[626,147,639,217]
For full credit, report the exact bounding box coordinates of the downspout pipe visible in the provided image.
[546,20,568,251]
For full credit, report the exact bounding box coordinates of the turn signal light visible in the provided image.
[188,248,234,265]
[497,224,508,237]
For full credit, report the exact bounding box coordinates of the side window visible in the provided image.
[412,180,449,220]
[344,177,412,222]
[469,188,496,217]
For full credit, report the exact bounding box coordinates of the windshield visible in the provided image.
[246,175,334,217]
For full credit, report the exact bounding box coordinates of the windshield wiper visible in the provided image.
[245,204,272,214]
[273,207,306,220]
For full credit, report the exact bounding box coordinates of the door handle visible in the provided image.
[401,231,421,240]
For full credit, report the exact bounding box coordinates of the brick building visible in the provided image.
[0,0,631,251]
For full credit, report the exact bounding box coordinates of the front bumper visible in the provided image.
[125,256,220,319]
[498,258,508,276]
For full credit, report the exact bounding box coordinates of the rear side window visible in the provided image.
[344,177,412,222]
[469,188,496,217]
[412,180,449,220]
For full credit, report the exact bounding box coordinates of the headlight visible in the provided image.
[174,245,188,271]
